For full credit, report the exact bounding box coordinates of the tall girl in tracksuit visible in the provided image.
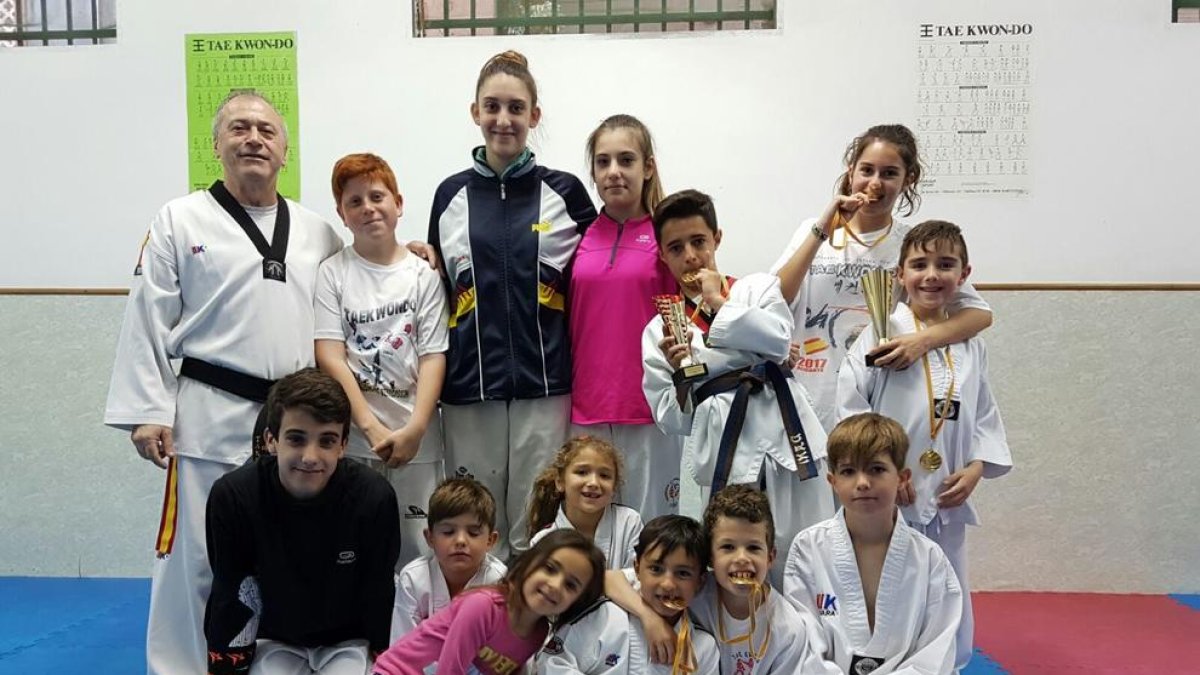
[428,51,597,560]
[568,114,682,520]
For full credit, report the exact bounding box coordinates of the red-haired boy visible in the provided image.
[315,153,449,571]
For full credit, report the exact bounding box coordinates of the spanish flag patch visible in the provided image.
[803,337,830,355]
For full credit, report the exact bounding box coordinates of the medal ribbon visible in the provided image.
[671,614,697,675]
[686,275,732,326]
[686,273,729,336]
[916,314,957,449]
[716,581,770,662]
[828,211,893,251]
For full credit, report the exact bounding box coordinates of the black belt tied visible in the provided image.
[179,357,276,404]
[694,360,819,493]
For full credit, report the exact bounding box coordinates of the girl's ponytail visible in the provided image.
[526,464,564,540]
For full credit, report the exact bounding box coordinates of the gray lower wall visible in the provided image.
[1,292,1197,592]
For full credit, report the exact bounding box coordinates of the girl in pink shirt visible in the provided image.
[569,114,681,521]
[373,530,605,675]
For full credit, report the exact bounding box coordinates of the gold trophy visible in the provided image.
[861,268,898,367]
[653,294,710,385]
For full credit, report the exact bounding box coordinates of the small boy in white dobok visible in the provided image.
[837,220,1011,670]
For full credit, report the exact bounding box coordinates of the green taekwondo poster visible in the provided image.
[185,31,300,199]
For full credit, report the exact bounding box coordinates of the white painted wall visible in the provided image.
[0,0,1197,286]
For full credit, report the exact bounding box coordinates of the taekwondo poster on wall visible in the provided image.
[914,21,1033,196]
[184,31,301,200]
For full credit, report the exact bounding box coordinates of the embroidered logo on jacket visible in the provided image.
[933,398,961,420]
[816,592,838,616]
[604,653,621,666]
[531,220,552,233]
[337,550,357,565]
[542,636,564,655]
[191,244,207,255]
[851,654,883,674]
[665,478,680,508]
[405,505,428,520]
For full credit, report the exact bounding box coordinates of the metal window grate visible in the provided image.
[1176,0,1200,22]
[0,0,116,47]
[413,0,775,38]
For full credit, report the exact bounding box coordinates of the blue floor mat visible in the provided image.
[2,579,1187,674]
[1169,593,1200,611]
[962,648,1009,675]
[0,577,149,675]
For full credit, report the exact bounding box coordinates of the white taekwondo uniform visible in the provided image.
[687,575,830,675]
[529,504,643,571]
[784,510,962,674]
[837,303,1011,670]
[536,570,719,675]
[641,273,833,583]
[105,187,341,674]
[391,552,507,642]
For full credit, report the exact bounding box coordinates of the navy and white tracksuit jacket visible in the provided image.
[428,148,597,405]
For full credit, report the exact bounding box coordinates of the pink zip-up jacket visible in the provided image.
[569,210,677,425]
[372,588,546,675]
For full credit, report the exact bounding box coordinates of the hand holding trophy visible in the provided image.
[861,268,898,367]
[653,294,710,386]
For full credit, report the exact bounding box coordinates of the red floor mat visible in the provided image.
[973,592,1200,674]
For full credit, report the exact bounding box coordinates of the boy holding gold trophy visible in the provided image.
[641,189,833,584]
[836,220,1011,671]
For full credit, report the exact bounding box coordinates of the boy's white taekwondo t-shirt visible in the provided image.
[315,247,448,462]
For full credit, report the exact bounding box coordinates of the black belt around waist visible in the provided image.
[179,357,276,404]
[694,360,819,493]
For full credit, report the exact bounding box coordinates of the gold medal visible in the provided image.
[662,597,688,610]
[916,312,956,476]
[920,449,943,472]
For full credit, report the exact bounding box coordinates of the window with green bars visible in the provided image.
[0,0,116,47]
[414,0,776,37]
[1175,0,1200,22]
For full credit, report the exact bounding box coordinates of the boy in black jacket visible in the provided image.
[205,368,401,674]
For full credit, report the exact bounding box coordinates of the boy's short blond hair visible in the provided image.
[427,478,496,531]
[899,219,969,267]
[703,484,776,551]
[827,413,909,471]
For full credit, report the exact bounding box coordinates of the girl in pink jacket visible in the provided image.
[373,530,604,675]
[569,114,681,520]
